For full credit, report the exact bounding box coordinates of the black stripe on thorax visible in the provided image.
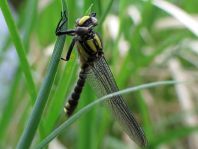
[79,40,96,55]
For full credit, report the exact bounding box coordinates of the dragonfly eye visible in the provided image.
[76,13,97,27]
[77,16,91,27]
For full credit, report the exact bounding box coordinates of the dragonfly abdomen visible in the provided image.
[64,67,87,116]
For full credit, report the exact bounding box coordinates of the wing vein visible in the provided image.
[85,56,147,147]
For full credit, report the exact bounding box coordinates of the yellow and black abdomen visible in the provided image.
[64,66,88,116]
[64,32,103,117]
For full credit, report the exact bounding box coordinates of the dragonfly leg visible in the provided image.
[56,29,76,36]
[61,37,76,61]
[55,11,67,34]
[55,11,76,36]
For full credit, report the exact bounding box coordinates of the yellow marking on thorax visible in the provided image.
[79,16,90,26]
[76,42,89,64]
[86,39,97,52]
[94,34,102,49]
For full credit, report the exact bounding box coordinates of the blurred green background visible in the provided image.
[0,0,198,148]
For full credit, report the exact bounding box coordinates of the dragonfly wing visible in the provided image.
[86,56,147,147]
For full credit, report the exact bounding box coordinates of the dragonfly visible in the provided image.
[56,11,147,147]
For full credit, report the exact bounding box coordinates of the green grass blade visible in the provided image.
[97,0,114,32]
[0,0,40,140]
[76,85,95,149]
[152,0,198,37]
[0,0,37,102]
[36,80,180,148]
[0,69,21,139]
[99,0,114,25]
[41,60,78,137]
[22,0,39,49]
[84,3,94,15]
[16,0,68,148]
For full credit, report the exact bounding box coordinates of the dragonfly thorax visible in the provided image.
[76,32,103,65]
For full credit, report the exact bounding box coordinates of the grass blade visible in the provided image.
[16,0,68,148]
[36,80,180,148]
[41,60,78,137]
[0,0,37,102]
[152,0,198,37]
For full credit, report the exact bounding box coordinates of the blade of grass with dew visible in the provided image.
[16,1,68,148]
[0,0,37,103]
[36,80,180,148]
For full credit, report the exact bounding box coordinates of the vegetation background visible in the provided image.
[0,0,198,148]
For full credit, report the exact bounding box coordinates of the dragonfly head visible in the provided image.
[76,12,98,28]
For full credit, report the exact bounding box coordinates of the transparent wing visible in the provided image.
[86,56,147,147]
